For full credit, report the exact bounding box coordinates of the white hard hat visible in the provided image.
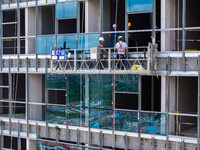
[118,36,123,41]
[113,24,117,28]
[99,37,104,41]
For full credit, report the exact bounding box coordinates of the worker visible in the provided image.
[97,37,108,59]
[108,24,119,47]
[115,36,128,70]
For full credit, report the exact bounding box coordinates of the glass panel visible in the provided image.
[37,141,77,150]
[36,36,55,54]
[46,74,66,90]
[56,1,77,19]
[67,106,88,127]
[140,112,167,135]
[90,108,112,130]
[46,105,66,125]
[115,75,138,93]
[115,110,138,132]
[78,34,100,49]
[67,75,85,107]
[57,34,77,49]
[126,0,153,13]
[89,75,112,109]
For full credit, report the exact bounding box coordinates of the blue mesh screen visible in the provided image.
[36,36,55,54]
[78,34,99,49]
[57,34,77,49]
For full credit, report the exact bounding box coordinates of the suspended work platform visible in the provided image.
[50,44,154,75]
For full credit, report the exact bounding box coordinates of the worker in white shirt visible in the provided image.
[115,36,128,70]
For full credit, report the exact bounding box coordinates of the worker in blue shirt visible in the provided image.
[108,24,120,47]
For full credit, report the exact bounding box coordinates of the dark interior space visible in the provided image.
[115,93,138,110]
[3,10,16,22]
[20,9,25,36]
[41,6,55,35]
[110,0,125,31]
[177,77,197,114]
[3,24,17,37]
[3,73,8,99]
[59,19,77,34]
[4,136,17,149]
[142,76,161,111]
[13,74,25,101]
[48,90,66,104]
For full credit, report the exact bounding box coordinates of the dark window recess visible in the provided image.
[3,40,17,54]
[115,93,138,110]
[3,24,17,37]
[48,90,66,104]
[142,76,161,111]
[4,136,18,149]
[3,10,16,22]
[20,9,25,36]
[41,6,55,35]
[59,19,77,34]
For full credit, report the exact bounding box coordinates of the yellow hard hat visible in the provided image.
[128,22,131,27]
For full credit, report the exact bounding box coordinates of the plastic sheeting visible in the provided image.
[126,0,153,13]
[56,1,77,19]
[36,36,55,54]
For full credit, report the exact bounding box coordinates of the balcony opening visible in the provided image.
[142,76,161,111]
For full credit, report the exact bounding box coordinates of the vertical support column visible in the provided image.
[100,0,103,36]
[8,59,12,135]
[112,75,116,149]
[0,120,4,149]
[76,0,80,51]
[182,0,186,72]
[26,57,29,137]
[55,0,58,48]
[17,121,21,150]
[125,0,128,45]
[151,0,156,71]
[138,75,142,150]
[197,55,200,150]
[166,56,170,150]
[0,0,3,56]
[17,0,20,72]
[45,58,49,139]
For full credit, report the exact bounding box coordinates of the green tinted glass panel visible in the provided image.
[67,107,88,127]
[46,105,66,125]
[89,108,112,130]
[115,110,138,132]
[46,74,66,89]
[140,112,166,135]
[89,75,112,109]
[115,75,138,92]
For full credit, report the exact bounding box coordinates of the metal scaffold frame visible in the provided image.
[0,0,200,149]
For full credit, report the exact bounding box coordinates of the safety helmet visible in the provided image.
[113,24,117,28]
[128,22,131,27]
[118,36,123,41]
[99,37,104,42]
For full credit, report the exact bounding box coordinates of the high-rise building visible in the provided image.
[0,0,199,149]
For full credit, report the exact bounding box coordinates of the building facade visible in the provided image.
[0,0,200,149]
